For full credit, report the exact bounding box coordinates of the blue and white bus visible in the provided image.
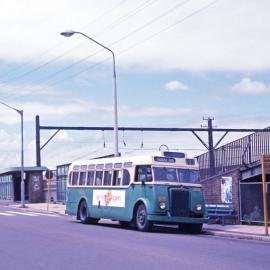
[66,151,208,233]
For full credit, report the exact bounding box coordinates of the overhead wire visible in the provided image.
[1,0,162,101]
[0,0,129,84]
[4,0,193,101]
[2,0,219,107]
[43,0,219,89]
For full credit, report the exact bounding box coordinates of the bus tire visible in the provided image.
[78,200,98,224]
[179,223,203,234]
[135,203,152,232]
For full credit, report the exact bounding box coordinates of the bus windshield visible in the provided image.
[153,167,200,183]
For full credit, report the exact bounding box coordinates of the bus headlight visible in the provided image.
[195,204,202,211]
[159,202,166,210]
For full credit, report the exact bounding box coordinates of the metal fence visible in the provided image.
[0,175,13,200]
[198,131,270,179]
[240,182,270,224]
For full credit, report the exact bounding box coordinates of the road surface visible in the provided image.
[0,205,269,270]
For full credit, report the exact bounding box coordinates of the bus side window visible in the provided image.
[72,171,79,185]
[79,171,87,185]
[135,166,152,182]
[112,170,122,186]
[95,171,103,186]
[122,169,130,185]
[104,171,112,186]
[86,171,95,186]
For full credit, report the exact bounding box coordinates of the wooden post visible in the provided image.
[46,170,52,211]
[261,155,269,235]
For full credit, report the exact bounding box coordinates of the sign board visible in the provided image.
[93,190,126,207]
[221,176,232,203]
[45,170,53,179]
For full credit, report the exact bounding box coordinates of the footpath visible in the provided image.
[1,200,269,242]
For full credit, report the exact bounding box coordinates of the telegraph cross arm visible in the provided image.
[35,114,270,176]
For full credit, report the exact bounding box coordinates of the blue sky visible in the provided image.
[0,0,270,169]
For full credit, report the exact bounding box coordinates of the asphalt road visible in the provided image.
[0,205,269,270]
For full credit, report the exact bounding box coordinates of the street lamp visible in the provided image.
[60,30,120,157]
[0,101,25,207]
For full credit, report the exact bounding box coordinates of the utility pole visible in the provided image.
[36,115,41,167]
[206,117,215,176]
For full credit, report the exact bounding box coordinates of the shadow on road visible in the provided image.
[69,219,204,235]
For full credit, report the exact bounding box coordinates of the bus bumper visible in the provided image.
[147,213,208,224]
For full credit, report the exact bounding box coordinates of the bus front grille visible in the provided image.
[170,189,190,217]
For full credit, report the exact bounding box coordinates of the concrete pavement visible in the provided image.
[1,200,269,242]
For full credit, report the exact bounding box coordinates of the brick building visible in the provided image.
[197,131,270,224]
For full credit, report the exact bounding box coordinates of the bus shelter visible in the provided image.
[0,166,47,203]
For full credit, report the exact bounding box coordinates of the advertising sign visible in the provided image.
[221,176,232,203]
[93,190,126,207]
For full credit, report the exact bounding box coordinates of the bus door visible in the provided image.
[132,165,154,202]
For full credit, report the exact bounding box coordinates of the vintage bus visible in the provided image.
[66,151,208,233]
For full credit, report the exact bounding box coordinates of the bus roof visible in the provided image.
[70,151,198,169]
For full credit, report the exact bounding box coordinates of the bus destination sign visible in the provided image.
[154,157,176,163]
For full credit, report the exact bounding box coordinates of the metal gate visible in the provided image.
[240,182,270,224]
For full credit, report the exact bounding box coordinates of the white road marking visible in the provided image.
[0,209,59,217]
[0,212,15,216]
[26,211,57,217]
[5,211,39,216]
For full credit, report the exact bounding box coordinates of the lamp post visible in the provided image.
[60,30,119,157]
[0,101,25,207]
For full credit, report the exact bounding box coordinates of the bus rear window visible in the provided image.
[122,169,130,185]
[79,172,87,185]
[104,171,112,186]
[95,171,103,186]
[86,171,95,186]
[72,171,79,185]
[112,170,122,186]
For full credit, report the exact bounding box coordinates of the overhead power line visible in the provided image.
[46,0,219,88]
[4,0,192,94]
[5,0,219,102]
[0,0,129,83]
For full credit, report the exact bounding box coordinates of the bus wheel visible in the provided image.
[78,200,98,224]
[79,200,89,224]
[135,204,152,232]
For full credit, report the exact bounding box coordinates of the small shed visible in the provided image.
[0,166,47,203]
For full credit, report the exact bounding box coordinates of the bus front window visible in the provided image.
[177,169,200,183]
[153,167,200,183]
[153,167,178,182]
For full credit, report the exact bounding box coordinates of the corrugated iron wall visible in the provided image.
[198,131,270,179]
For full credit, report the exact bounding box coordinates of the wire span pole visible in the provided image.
[60,30,119,157]
[0,101,25,207]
